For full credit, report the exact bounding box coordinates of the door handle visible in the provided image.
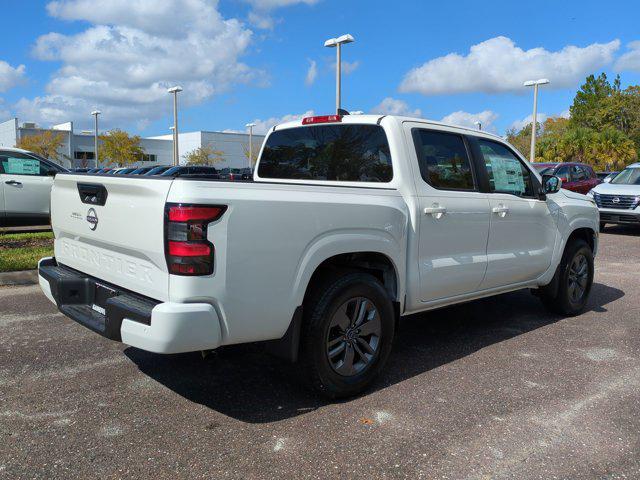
[5,180,22,186]
[492,204,509,217]
[424,205,447,219]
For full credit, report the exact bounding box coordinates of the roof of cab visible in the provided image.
[0,146,34,155]
[273,113,506,142]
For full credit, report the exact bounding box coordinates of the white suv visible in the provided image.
[588,162,640,229]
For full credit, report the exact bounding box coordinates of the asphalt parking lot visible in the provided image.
[1,227,639,479]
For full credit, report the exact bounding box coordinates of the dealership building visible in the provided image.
[0,118,265,170]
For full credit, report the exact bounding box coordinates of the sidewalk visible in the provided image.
[0,225,52,234]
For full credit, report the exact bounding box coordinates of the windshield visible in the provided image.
[610,167,640,185]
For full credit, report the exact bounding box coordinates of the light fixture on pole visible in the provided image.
[324,34,355,114]
[91,110,101,166]
[245,123,256,168]
[167,86,183,166]
[523,78,550,162]
[474,121,482,131]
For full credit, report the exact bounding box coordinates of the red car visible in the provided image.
[533,162,601,194]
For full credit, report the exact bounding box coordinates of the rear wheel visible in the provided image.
[540,238,594,316]
[300,272,395,399]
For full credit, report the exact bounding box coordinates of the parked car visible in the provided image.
[0,147,67,225]
[219,167,252,181]
[144,165,172,175]
[587,162,640,229]
[130,166,156,175]
[533,162,601,194]
[73,168,91,173]
[160,165,220,178]
[39,114,598,398]
[108,167,137,175]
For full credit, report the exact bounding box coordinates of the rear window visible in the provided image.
[258,124,393,182]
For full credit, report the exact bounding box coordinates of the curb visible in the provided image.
[0,270,39,286]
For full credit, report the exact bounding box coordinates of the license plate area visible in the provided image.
[92,283,117,315]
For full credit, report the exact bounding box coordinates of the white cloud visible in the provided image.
[371,97,421,117]
[400,36,620,95]
[0,61,26,93]
[440,110,499,131]
[508,110,570,132]
[245,0,320,29]
[615,40,640,72]
[330,60,360,75]
[305,59,317,86]
[18,0,255,129]
[508,113,548,132]
[249,110,314,134]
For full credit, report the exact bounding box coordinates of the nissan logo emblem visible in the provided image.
[612,197,620,204]
[86,208,99,231]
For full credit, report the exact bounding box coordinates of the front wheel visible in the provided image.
[540,238,594,316]
[300,272,395,399]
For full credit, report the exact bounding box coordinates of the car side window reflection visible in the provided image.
[412,129,476,191]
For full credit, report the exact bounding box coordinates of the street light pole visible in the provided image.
[91,110,101,167]
[324,34,355,114]
[167,86,183,166]
[524,78,550,162]
[474,121,482,131]
[245,123,256,169]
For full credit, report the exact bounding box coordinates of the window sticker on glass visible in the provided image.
[478,140,533,197]
[487,156,526,194]
[5,158,40,175]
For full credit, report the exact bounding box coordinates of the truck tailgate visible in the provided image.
[50,174,173,301]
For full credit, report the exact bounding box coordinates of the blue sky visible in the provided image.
[1,0,640,137]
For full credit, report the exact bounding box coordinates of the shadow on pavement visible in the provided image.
[602,224,640,236]
[124,281,623,424]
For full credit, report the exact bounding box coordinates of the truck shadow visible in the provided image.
[602,225,640,236]
[124,281,623,424]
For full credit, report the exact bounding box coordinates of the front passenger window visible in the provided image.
[478,140,534,197]
[0,154,45,176]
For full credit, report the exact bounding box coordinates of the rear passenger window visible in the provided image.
[478,140,534,197]
[258,124,392,182]
[412,130,475,190]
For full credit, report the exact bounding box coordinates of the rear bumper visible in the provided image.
[38,257,221,353]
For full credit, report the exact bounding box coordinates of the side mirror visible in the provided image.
[46,169,57,177]
[542,174,562,194]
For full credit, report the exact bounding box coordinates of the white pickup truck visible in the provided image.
[39,114,599,398]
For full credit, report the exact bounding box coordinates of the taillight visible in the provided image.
[302,115,342,125]
[164,203,226,276]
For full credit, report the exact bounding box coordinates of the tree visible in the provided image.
[184,145,225,166]
[98,129,145,166]
[16,131,66,163]
[242,143,258,167]
[570,73,617,129]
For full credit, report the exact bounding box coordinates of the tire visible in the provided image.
[299,271,395,399]
[540,238,594,316]
[599,222,607,232]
